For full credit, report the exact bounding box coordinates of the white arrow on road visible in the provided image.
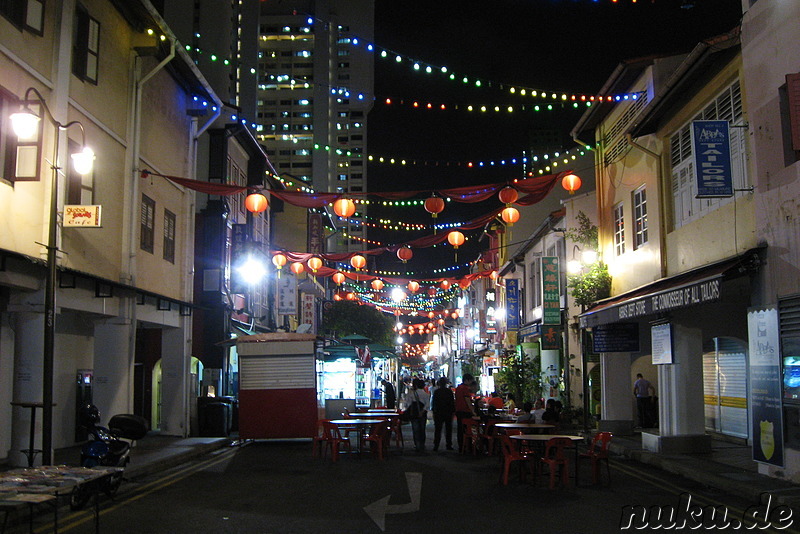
[363,472,422,531]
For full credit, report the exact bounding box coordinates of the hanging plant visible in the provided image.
[565,211,611,308]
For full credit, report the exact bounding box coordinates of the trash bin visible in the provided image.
[197,397,232,437]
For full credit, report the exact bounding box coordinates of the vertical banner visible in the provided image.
[691,120,734,198]
[506,279,519,330]
[277,274,298,316]
[308,212,323,254]
[301,293,316,332]
[541,257,561,324]
[748,307,784,467]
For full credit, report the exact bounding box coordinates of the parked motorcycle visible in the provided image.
[70,404,148,510]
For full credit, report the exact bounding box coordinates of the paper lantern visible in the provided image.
[498,186,518,205]
[451,311,459,319]
[332,272,345,285]
[350,254,366,270]
[371,279,384,291]
[345,292,356,301]
[307,256,322,272]
[290,262,304,275]
[407,281,420,293]
[428,311,435,319]
[427,286,437,297]
[437,318,445,325]
[272,253,287,270]
[562,173,582,194]
[245,193,269,213]
[333,198,356,218]
[440,279,451,290]
[333,292,343,301]
[447,230,465,249]
[424,195,445,218]
[501,206,520,226]
[490,270,499,280]
[397,246,413,263]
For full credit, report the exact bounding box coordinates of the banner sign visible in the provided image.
[691,120,734,198]
[506,279,520,330]
[541,257,561,324]
[593,323,640,353]
[308,212,324,254]
[301,293,316,332]
[64,205,102,227]
[651,323,673,365]
[277,274,297,315]
[748,307,784,467]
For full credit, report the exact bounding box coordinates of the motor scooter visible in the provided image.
[71,405,148,509]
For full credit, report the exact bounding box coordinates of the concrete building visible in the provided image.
[0,0,222,465]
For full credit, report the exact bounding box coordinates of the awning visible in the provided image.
[579,247,763,328]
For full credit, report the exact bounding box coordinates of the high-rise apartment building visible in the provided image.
[258,0,374,253]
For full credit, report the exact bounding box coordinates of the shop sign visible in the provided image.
[592,322,640,353]
[748,307,784,467]
[308,212,323,254]
[692,120,733,198]
[541,257,561,324]
[277,274,297,315]
[63,205,102,227]
[651,323,673,364]
[301,293,316,331]
[541,325,561,350]
[506,279,519,330]
[518,323,540,339]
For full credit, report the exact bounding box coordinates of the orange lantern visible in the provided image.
[437,318,445,325]
[498,186,518,206]
[333,198,356,218]
[440,279,451,290]
[447,230,465,249]
[272,253,287,270]
[345,292,356,301]
[371,279,384,291]
[424,195,445,218]
[397,246,413,263]
[451,311,459,319]
[407,281,420,293]
[490,270,499,280]
[245,193,269,213]
[333,292,343,301]
[290,262,305,275]
[332,272,345,285]
[427,286,437,297]
[307,256,322,273]
[501,206,520,226]
[350,254,366,270]
[428,311,435,319]
[562,173,582,194]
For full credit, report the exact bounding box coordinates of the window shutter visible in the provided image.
[787,73,800,151]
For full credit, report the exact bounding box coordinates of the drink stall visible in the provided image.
[236,333,318,439]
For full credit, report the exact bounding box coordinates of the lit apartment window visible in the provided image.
[73,4,100,84]
[633,186,648,248]
[140,194,155,254]
[66,139,94,204]
[1,89,41,183]
[614,203,625,256]
[0,0,44,34]
[163,210,176,264]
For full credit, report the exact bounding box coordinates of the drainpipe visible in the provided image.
[626,134,667,279]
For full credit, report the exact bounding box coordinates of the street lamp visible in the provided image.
[11,87,94,465]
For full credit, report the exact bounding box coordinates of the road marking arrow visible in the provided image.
[364,472,422,531]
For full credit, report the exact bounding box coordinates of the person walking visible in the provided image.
[431,377,455,451]
[633,373,656,428]
[454,373,478,453]
[402,377,430,452]
[382,379,396,409]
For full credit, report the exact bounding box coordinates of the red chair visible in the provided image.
[365,420,391,460]
[538,437,573,489]
[481,420,501,456]
[498,434,535,485]
[579,432,613,485]
[461,418,482,455]
[321,421,352,462]
[312,419,331,459]
[389,417,404,449]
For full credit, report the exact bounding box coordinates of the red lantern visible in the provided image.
[440,279,451,290]
[345,292,356,301]
[428,311,435,319]
[501,206,520,226]
[407,281,420,293]
[498,186,518,206]
[451,311,459,319]
[350,254,366,270]
[272,253,287,270]
[562,173,582,194]
[332,272,345,285]
[437,318,445,325]
[371,279,384,291]
[333,198,356,218]
[397,246,413,263]
[245,193,269,213]
[333,292,343,301]
[490,270,499,280]
[307,256,322,272]
[427,286,437,297]
[447,230,465,249]
[290,262,305,275]
[424,195,445,218]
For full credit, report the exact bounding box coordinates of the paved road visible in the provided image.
[47,438,800,534]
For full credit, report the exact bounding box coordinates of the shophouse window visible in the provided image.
[66,138,93,203]
[73,4,100,84]
[633,186,648,249]
[782,73,800,165]
[1,0,44,34]
[669,81,748,229]
[163,209,175,264]
[1,88,41,183]
[613,203,625,255]
[140,194,155,253]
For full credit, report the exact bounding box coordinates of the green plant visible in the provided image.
[493,348,544,404]
[321,301,395,345]
[565,211,612,308]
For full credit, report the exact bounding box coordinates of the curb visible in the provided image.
[125,438,232,480]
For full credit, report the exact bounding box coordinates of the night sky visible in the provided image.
[363,0,743,276]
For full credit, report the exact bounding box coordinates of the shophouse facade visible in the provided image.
[0,0,221,465]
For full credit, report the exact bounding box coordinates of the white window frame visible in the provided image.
[613,203,625,256]
[633,186,648,249]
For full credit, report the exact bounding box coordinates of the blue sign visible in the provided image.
[691,120,733,198]
[506,279,519,330]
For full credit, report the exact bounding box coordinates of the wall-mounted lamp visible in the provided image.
[567,244,598,274]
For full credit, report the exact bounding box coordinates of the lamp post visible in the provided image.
[11,87,94,465]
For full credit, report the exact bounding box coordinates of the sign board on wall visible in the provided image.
[277,274,297,315]
[506,279,519,330]
[63,205,102,227]
[593,323,640,353]
[748,307,784,467]
[541,257,561,324]
[691,120,734,198]
[650,323,673,364]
